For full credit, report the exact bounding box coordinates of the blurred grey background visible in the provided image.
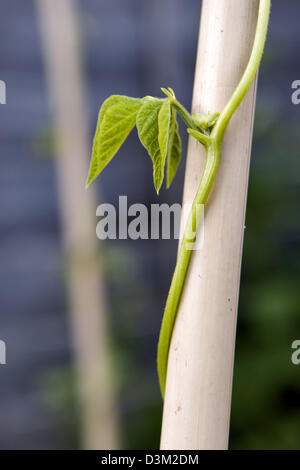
[0,0,299,450]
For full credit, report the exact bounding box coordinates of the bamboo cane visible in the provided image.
[161,0,260,450]
[36,0,118,449]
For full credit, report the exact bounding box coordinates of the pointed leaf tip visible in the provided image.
[161,87,174,100]
[86,95,142,185]
[167,87,175,98]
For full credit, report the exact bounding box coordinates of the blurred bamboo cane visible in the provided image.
[36,0,118,450]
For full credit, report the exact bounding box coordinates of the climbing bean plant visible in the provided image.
[87,0,271,397]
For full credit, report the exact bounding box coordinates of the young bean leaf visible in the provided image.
[192,111,220,129]
[98,95,132,129]
[161,87,176,99]
[86,96,142,187]
[158,99,171,164]
[167,109,182,188]
[87,95,129,186]
[136,99,165,194]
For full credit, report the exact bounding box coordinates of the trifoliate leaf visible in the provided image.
[86,96,142,187]
[167,109,182,188]
[136,99,165,194]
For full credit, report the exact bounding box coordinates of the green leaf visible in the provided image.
[167,109,182,188]
[86,96,142,187]
[136,99,165,194]
[98,95,131,129]
[158,99,171,163]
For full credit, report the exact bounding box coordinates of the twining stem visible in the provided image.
[212,1,271,142]
[157,143,220,395]
[157,0,271,397]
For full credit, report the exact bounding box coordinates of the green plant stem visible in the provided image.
[172,101,198,129]
[157,143,220,395]
[173,100,208,135]
[213,0,271,143]
[157,0,271,397]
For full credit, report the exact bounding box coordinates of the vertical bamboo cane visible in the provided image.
[36,0,118,449]
[161,0,260,450]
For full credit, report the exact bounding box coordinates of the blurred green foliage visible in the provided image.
[230,101,300,449]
